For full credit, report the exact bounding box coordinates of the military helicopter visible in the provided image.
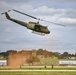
[2,9,65,35]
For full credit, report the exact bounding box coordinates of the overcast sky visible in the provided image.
[0,0,76,54]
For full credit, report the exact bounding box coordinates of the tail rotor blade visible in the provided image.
[1,10,11,15]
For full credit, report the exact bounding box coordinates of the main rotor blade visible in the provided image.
[13,9,37,19]
[13,9,66,27]
[40,19,66,27]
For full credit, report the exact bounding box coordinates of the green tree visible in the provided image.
[37,49,44,55]
[54,52,61,58]
[60,52,69,59]
[26,56,40,65]
[62,52,69,57]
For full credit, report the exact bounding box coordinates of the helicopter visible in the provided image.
[2,9,65,35]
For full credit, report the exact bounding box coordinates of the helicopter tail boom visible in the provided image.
[4,12,28,27]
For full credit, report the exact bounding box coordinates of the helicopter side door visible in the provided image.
[34,25,42,31]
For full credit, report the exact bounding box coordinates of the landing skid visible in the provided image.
[32,31,45,36]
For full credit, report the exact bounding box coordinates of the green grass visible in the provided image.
[1,67,76,70]
[40,58,59,64]
[0,72,76,75]
[20,67,76,70]
[40,58,76,65]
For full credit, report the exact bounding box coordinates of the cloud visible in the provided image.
[32,6,76,27]
[1,0,76,3]
[33,6,64,16]
[0,1,12,12]
[61,9,76,19]
[48,0,76,3]
[9,4,33,13]
[5,28,11,32]
[44,37,61,47]
[0,0,29,3]
[0,0,76,53]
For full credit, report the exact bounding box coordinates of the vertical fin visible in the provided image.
[5,12,10,19]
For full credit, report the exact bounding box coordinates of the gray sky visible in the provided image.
[0,0,76,54]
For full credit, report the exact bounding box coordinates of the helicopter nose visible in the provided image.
[47,30,50,34]
[48,31,50,34]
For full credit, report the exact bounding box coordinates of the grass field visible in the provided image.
[0,66,76,70]
[40,58,76,64]
[0,58,76,75]
[0,66,76,75]
[40,58,59,64]
[0,71,76,75]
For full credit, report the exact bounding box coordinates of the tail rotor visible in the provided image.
[1,10,11,15]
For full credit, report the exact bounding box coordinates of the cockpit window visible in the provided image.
[34,25,42,31]
[44,27,47,29]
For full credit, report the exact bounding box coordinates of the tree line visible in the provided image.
[0,49,76,60]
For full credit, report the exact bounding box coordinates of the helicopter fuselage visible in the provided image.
[27,22,50,34]
[5,12,50,34]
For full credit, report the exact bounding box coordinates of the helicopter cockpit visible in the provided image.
[34,23,50,34]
